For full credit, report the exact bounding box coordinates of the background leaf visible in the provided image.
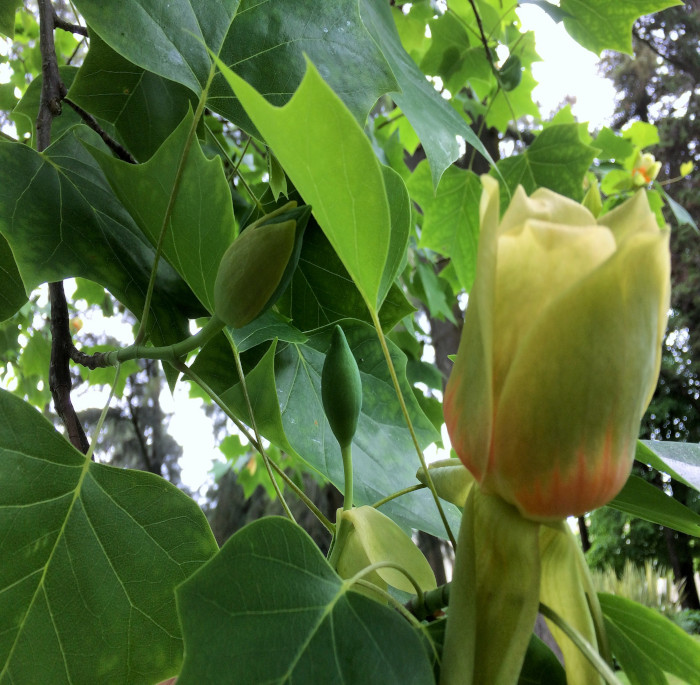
[409,162,481,292]
[560,0,683,55]
[0,234,27,322]
[607,473,700,536]
[495,124,598,201]
[600,593,700,685]
[638,440,700,492]
[360,0,495,187]
[0,390,218,684]
[176,517,435,685]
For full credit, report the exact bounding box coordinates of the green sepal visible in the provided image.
[416,458,474,508]
[213,202,311,328]
[440,487,541,685]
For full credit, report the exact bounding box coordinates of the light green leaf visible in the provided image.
[89,109,237,313]
[378,164,411,306]
[217,58,390,310]
[637,440,700,492]
[68,33,197,161]
[360,0,497,187]
[72,0,240,94]
[211,0,397,131]
[622,120,661,148]
[231,310,307,354]
[561,0,683,55]
[409,162,481,292]
[607,473,700,536]
[658,185,698,230]
[0,389,218,684]
[600,593,700,684]
[495,123,598,201]
[0,128,203,348]
[594,127,636,162]
[176,517,434,684]
[282,220,413,333]
[487,71,541,133]
[0,233,27,322]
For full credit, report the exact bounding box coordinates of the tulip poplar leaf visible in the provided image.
[359,0,496,187]
[211,0,398,132]
[560,0,683,55]
[283,221,414,332]
[176,517,434,684]
[495,124,598,201]
[638,440,700,493]
[0,0,21,39]
[71,0,240,94]
[600,593,700,685]
[0,128,202,349]
[217,58,391,310]
[409,162,481,292]
[0,233,27,322]
[68,33,198,161]
[0,389,218,684]
[89,109,237,314]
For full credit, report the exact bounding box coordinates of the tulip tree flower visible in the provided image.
[440,177,671,685]
[631,151,662,186]
[444,176,670,521]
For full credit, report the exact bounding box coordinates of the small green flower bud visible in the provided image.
[321,325,362,449]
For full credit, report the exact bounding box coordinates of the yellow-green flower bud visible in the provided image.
[443,177,670,520]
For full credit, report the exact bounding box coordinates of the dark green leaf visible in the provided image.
[495,124,598,201]
[212,0,397,131]
[0,128,204,349]
[72,0,239,94]
[600,593,700,684]
[607,474,700,536]
[176,517,435,684]
[517,634,567,685]
[68,33,197,161]
[282,221,414,333]
[0,389,218,684]
[0,233,27,322]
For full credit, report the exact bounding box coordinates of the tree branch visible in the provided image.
[52,8,88,37]
[38,0,89,454]
[65,98,137,163]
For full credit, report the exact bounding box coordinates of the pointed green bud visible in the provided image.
[213,202,310,328]
[321,325,362,449]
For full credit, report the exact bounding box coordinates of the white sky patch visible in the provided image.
[518,5,616,129]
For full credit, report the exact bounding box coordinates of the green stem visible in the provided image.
[406,582,450,621]
[85,365,122,461]
[371,483,426,510]
[327,507,350,570]
[103,315,225,366]
[539,602,622,685]
[341,443,353,512]
[224,330,295,522]
[347,561,425,608]
[134,63,217,345]
[369,309,457,550]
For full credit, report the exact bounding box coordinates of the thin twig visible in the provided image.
[65,98,137,163]
[51,7,87,36]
